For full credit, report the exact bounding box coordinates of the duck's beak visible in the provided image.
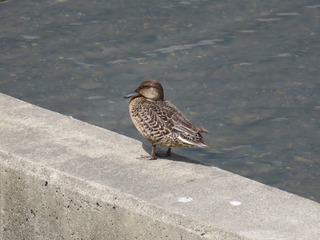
[123,90,140,99]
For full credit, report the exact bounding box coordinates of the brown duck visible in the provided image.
[124,80,208,160]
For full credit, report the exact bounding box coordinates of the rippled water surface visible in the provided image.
[1,0,320,201]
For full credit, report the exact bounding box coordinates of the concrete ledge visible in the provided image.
[0,93,319,240]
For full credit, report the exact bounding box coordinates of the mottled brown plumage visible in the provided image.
[124,80,208,160]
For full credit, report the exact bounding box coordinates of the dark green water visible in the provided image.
[1,0,319,202]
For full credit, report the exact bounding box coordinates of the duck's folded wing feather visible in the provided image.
[163,101,208,132]
[143,101,206,132]
[135,100,207,146]
[135,101,171,139]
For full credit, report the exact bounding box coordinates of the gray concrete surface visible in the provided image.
[0,92,319,240]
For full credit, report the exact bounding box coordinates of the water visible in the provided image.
[1,0,319,202]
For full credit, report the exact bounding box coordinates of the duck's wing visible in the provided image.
[144,101,207,147]
[134,100,173,140]
[162,101,208,132]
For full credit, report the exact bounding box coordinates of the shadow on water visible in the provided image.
[0,0,320,202]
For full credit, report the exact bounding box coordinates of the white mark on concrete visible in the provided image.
[178,197,193,203]
[230,200,242,206]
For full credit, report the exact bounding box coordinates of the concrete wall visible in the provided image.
[0,93,319,240]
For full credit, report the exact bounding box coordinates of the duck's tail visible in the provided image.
[197,126,208,133]
[196,127,208,148]
[194,141,208,148]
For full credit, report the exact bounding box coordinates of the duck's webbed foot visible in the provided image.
[137,146,171,160]
[137,155,157,160]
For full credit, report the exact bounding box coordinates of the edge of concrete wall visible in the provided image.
[1,93,319,240]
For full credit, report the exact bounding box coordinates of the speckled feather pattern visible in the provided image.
[129,96,207,148]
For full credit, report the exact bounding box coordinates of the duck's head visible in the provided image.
[124,80,164,101]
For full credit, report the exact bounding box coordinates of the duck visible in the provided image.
[124,80,208,160]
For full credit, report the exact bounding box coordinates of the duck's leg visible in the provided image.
[136,144,157,160]
[166,148,171,156]
[150,144,157,160]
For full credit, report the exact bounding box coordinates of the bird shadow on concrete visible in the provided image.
[141,142,209,166]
